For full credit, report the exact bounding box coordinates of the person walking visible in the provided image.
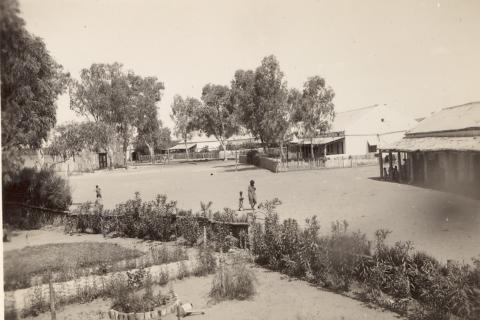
[95,185,102,206]
[248,180,257,210]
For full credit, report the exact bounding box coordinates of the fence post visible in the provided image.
[203,226,207,248]
[49,272,56,320]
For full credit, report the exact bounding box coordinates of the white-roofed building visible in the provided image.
[379,101,480,198]
[292,104,416,158]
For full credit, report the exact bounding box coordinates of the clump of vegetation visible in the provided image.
[3,167,72,210]
[110,269,176,314]
[176,261,190,280]
[3,242,143,291]
[194,246,217,276]
[209,259,256,301]
[3,168,72,229]
[149,244,188,265]
[176,211,202,246]
[250,198,480,320]
[69,193,247,253]
[157,269,169,286]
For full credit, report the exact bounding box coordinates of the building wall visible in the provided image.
[409,150,480,198]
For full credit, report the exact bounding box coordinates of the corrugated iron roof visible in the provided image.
[291,136,344,145]
[380,136,480,152]
[407,102,480,136]
[169,143,197,150]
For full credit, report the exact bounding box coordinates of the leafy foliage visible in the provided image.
[1,0,69,152]
[196,84,238,159]
[3,167,72,211]
[251,199,480,319]
[170,95,201,158]
[69,63,164,165]
[296,75,335,159]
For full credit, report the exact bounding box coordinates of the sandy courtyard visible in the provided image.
[23,261,400,320]
[69,161,480,262]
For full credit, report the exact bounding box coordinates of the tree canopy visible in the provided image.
[230,55,303,158]
[46,121,117,166]
[170,95,201,158]
[196,84,238,158]
[297,75,336,159]
[1,0,69,152]
[69,63,164,165]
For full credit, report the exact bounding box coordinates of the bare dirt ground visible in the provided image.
[23,266,400,320]
[69,160,480,262]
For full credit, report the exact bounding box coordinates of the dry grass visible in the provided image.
[4,242,143,291]
[209,260,256,301]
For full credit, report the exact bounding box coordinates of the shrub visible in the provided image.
[177,211,202,246]
[3,167,72,228]
[158,270,169,286]
[246,149,260,165]
[177,261,190,280]
[3,167,72,210]
[194,246,217,276]
[209,260,256,301]
[110,271,175,314]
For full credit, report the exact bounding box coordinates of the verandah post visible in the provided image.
[379,149,383,178]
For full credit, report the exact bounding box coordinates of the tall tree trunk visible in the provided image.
[220,140,227,161]
[184,138,189,159]
[261,137,267,153]
[279,140,285,163]
[146,142,155,164]
[310,137,314,160]
[107,147,114,169]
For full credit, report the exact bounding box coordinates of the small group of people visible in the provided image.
[238,179,257,211]
[383,166,400,182]
[383,158,410,182]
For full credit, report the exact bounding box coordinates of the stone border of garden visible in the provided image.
[107,293,179,320]
[5,259,196,317]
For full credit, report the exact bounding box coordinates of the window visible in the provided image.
[368,144,377,153]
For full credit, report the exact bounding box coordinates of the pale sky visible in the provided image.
[19,0,480,130]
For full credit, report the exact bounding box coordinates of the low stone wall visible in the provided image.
[258,157,281,173]
[5,259,197,317]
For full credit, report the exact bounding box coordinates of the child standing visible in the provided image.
[95,185,102,200]
[238,191,244,211]
[248,180,257,210]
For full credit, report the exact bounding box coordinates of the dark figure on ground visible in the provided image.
[248,180,257,210]
[239,191,244,211]
[96,185,102,199]
[393,166,399,181]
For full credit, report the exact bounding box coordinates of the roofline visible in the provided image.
[336,104,383,114]
[406,127,480,137]
[442,101,480,111]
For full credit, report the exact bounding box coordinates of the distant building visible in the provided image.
[168,131,257,153]
[379,101,480,198]
[292,104,416,157]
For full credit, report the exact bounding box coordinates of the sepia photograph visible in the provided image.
[1,0,479,319]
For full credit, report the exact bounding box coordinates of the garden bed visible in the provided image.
[3,242,188,291]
